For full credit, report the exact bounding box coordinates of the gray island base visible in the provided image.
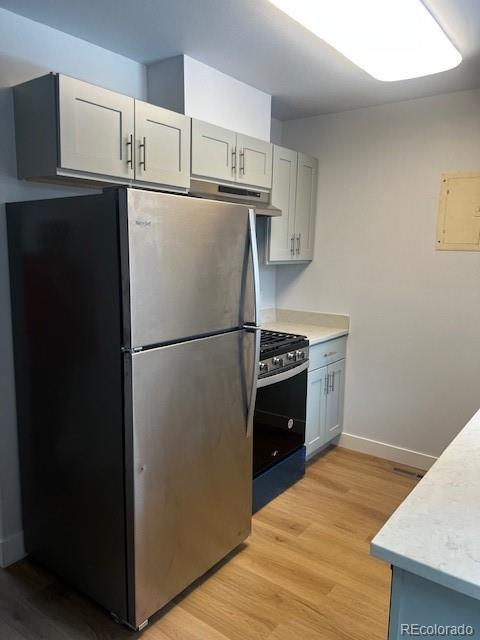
[389,568,479,639]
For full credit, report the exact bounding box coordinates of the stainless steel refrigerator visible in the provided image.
[7,188,260,630]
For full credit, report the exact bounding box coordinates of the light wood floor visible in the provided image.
[0,447,418,640]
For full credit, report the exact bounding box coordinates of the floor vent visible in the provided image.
[393,467,425,480]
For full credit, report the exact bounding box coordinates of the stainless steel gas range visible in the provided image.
[253,330,309,512]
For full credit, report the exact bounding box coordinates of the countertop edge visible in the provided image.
[309,329,349,345]
[370,541,480,601]
[261,322,349,346]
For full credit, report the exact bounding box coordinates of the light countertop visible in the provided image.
[260,308,349,346]
[261,321,348,346]
[371,408,480,600]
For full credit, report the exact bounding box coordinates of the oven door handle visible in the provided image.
[244,325,261,438]
[257,360,309,388]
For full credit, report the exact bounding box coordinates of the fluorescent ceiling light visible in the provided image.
[268,0,462,81]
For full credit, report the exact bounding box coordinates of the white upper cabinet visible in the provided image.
[191,120,237,183]
[236,133,273,189]
[135,100,190,189]
[295,153,318,261]
[266,146,318,263]
[268,146,297,262]
[191,119,272,190]
[58,74,135,180]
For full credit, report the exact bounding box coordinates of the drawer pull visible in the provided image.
[324,351,337,357]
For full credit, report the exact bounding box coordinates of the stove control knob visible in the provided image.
[272,357,283,366]
[287,352,296,361]
[295,350,305,360]
[259,362,268,372]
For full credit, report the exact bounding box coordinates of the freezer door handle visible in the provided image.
[246,208,260,328]
[244,325,261,439]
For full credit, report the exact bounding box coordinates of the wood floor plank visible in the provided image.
[0,447,417,639]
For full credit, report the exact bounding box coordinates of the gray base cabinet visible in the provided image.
[14,73,190,191]
[266,146,318,264]
[305,337,346,458]
[388,567,480,639]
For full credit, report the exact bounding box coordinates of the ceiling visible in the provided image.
[1,0,480,119]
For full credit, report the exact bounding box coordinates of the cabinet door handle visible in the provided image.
[290,235,295,256]
[239,149,245,175]
[231,148,237,173]
[325,374,330,395]
[331,372,335,393]
[296,234,301,255]
[139,136,146,170]
[126,133,133,169]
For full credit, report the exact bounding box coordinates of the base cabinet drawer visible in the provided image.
[308,336,347,371]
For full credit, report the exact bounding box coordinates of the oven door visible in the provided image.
[253,363,308,477]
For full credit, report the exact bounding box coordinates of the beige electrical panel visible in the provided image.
[436,172,480,251]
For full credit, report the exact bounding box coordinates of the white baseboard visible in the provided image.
[337,432,437,471]
[0,530,25,568]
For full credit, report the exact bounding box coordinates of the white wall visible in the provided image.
[0,8,147,567]
[183,56,271,141]
[270,118,283,145]
[279,90,480,460]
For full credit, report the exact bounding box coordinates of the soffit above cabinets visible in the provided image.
[436,172,480,251]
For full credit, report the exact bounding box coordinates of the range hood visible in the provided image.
[189,179,281,216]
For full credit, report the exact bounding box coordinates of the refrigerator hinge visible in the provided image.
[121,346,143,354]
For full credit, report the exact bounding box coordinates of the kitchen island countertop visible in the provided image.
[371,407,480,601]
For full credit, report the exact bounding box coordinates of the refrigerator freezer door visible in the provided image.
[129,329,255,626]
[124,189,256,348]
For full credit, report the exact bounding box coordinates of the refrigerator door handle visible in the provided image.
[244,325,261,439]
[247,208,260,328]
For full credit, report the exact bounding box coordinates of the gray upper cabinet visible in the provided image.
[58,74,135,180]
[268,146,297,262]
[266,146,318,264]
[236,133,273,189]
[191,120,237,183]
[13,73,190,191]
[295,153,318,261]
[191,119,272,190]
[134,100,190,189]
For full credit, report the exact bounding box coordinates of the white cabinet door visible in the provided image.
[325,359,345,440]
[134,100,190,189]
[58,74,134,180]
[294,153,318,261]
[191,119,237,183]
[305,365,328,457]
[267,146,298,262]
[236,133,273,189]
